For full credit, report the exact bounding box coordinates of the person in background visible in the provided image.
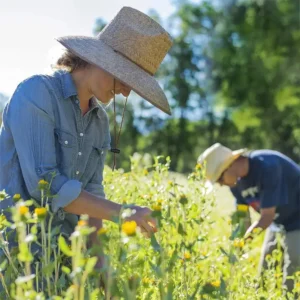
[0,6,172,271]
[197,143,300,293]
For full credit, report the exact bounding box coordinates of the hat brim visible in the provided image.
[56,36,171,115]
[210,148,248,184]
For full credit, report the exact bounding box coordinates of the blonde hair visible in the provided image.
[54,49,89,72]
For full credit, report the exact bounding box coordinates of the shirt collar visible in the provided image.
[56,70,104,118]
[90,97,104,118]
[57,70,78,99]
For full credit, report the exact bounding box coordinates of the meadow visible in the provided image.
[0,154,298,299]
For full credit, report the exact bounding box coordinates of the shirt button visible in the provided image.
[78,152,82,156]
[80,133,84,137]
[64,141,68,145]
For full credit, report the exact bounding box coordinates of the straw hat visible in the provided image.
[56,6,173,115]
[197,143,248,185]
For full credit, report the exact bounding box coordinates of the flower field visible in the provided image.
[0,155,298,299]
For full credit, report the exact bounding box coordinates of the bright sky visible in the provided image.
[0,0,175,97]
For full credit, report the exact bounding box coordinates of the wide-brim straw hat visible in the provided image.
[56,6,173,115]
[197,143,248,187]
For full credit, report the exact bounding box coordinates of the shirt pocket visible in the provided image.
[84,145,107,179]
[54,129,77,168]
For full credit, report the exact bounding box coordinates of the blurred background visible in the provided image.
[1,0,300,173]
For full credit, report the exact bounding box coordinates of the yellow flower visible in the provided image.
[97,228,108,235]
[143,169,149,175]
[295,271,300,277]
[201,250,208,256]
[34,207,47,220]
[295,282,300,288]
[122,221,137,236]
[237,204,248,212]
[184,251,191,260]
[19,205,29,216]
[179,194,188,205]
[157,199,163,205]
[13,194,21,202]
[233,238,244,248]
[196,163,202,170]
[210,280,220,288]
[142,277,155,286]
[77,220,88,227]
[38,179,49,189]
[152,204,162,212]
[253,227,262,234]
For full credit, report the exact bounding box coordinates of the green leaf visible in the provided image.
[150,234,161,252]
[178,223,186,235]
[58,235,73,257]
[85,257,98,273]
[61,266,71,274]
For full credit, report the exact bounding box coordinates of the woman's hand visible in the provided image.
[125,206,158,237]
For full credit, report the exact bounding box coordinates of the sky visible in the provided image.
[0,0,175,97]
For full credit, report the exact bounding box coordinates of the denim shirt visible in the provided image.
[0,70,111,235]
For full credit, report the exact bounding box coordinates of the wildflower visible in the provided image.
[201,250,208,257]
[253,227,262,234]
[142,277,155,286]
[295,282,300,289]
[152,204,162,212]
[233,238,244,248]
[77,220,88,227]
[196,163,202,170]
[143,169,149,175]
[13,194,21,203]
[122,220,137,236]
[210,280,220,288]
[34,207,47,221]
[184,251,191,260]
[237,204,248,212]
[179,194,188,205]
[38,179,48,189]
[0,191,8,201]
[19,205,29,216]
[167,180,173,186]
[97,228,108,235]
[265,254,272,261]
[157,199,163,205]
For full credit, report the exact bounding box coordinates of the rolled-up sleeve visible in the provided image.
[6,76,81,212]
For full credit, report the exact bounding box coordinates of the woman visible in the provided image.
[0,7,172,249]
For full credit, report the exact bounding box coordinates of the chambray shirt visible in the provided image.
[0,70,111,235]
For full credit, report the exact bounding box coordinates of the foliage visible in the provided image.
[0,156,299,299]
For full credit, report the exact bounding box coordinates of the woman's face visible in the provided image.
[89,65,131,103]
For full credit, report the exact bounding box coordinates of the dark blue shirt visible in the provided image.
[231,150,300,232]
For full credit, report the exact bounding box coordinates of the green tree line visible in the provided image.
[1,0,299,173]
